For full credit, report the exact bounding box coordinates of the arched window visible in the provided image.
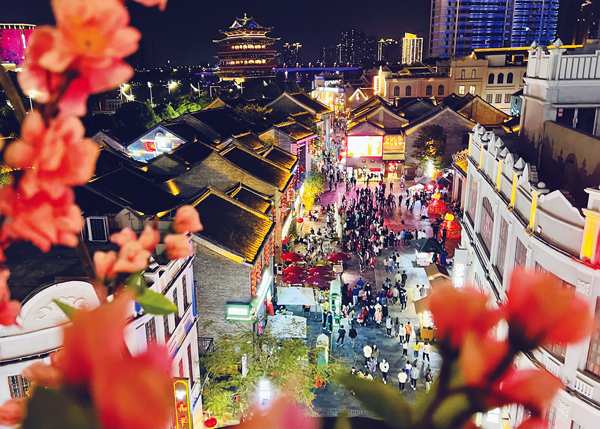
[507,72,513,84]
[460,69,465,79]
[479,197,495,256]
[405,86,412,96]
[394,86,400,97]
[488,73,495,84]
[426,85,433,96]
[498,73,504,84]
[471,69,476,78]
[438,84,444,96]
[467,179,478,224]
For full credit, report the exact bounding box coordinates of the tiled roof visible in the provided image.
[220,145,292,192]
[75,186,124,216]
[162,122,215,145]
[186,107,253,139]
[275,121,314,141]
[192,187,274,264]
[289,92,332,114]
[103,126,149,146]
[227,184,273,214]
[168,141,215,165]
[262,146,297,171]
[234,132,269,151]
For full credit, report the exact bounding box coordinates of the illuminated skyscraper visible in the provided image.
[429,0,559,58]
[0,24,35,67]
[402,33,423,64]
[281,43,302,66]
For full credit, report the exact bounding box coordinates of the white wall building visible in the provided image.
[402,33,423,65]
[463,123,600,429]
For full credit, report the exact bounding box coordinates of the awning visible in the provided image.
[277,287,315,306]
[424,263,451,280]
[414,296,429,314]
[430,276,453,289]
[383,153,406,161]
[266,315,307,339]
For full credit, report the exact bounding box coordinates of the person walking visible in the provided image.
[387,257,393,273]
[379,358,390,384]
[410,364,420,390]
[363,344,372,367]
[371,344,380,364]
[402,341,408,357]
[367,358,377,376]
[423,341,431,362]
[405,321,413,343]
[349,325,358,347]
[394,317,400,338]
[398,369,407,391]
[375,306,382,327]
[399,324,406,343]
[413,341,422,360]
[337,325,346,345]
[425,368,433,394]
[352,285,359,306]
[386,316,393,337]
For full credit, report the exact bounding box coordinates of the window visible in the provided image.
[188,344,194,383]
[586,297,600,376]
[495,94,502,103]
[488,73,495,84]
[183,274,189,310]
[571,422,585,429]
[460,69,465,79]
[479,197,494,256]
[486,94,493,103]
[438,85,444,96]
[405,86,412,96]
[394,86,400,97]
[576,108,596,134]
[163,315,171,341]
[426,85,432,96]
[507,72,513,84]
[459,85,465,95]
[514,237,527,267]
[173,290,181,325]
[495,217,508,280]
[505,94,511,103]
[557,108,576,127]
[145,318,157,345]
[471,69,476,78]
[498,73,504,84]
[467,179,478,224]
[8,375,30,398]
[547,406,557,429]
[179,359,184,377]
[469,85,476,95]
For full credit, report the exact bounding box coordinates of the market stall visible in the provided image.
[410,238,444,267]
[266,314,307,339]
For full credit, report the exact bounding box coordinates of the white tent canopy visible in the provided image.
[266,315,307,339]
[277,287,315,306]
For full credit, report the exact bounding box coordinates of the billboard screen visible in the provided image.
[347,136,383,158]
[0,26,34,65]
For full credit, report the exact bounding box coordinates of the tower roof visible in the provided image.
[221,13,272,33]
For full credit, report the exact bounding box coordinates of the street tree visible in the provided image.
[302,169,326,211]
[263,82,282,99]
[153,103,178,121]
[0,105,19,137]
[412,124,452,170]
[114,101,158,129]
[234,103,273,125]
[201,324,341,424]
[171,94,204,115]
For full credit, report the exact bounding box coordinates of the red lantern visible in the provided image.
[204,417,218,428]
[297,218,304,224]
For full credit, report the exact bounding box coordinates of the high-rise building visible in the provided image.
[0,24,35,67]
[402,33,423,64]
[378,39,401,63]
[281,43,302,66]
[214,14,279,81]
[320,45,339,65]
[429,0,559,59]
[364,36,378,62]
[340,30,365,65]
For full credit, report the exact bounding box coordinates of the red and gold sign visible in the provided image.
[442,213,461,240]
[173,379,192,429]
[428,193,447,216]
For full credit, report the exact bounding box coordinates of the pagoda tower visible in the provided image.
[214,14,279,81]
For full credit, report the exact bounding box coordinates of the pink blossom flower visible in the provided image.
[0,270,20,326]
[0,187,84,253]
[132,0,169,11]
[428,285,504,349]
[137,225,160,252]
[113,241,151,273]
[0,398,27,427]
[110,227,138,247]
[21,362,64,388]
[4,111,99,199]
[93,250,118,281]
[164,234,192,260]
[173,205,203,234]
[460,332,509,387]
[506,268,594,349]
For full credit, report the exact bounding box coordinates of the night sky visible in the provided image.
[2,0,431,66]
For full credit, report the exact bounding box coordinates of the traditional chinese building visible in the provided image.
[214,14,279,81]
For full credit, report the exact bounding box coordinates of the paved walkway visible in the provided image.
[280,178,460,416]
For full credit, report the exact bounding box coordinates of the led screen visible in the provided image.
[347,136,383,158]
[0,27,34,65]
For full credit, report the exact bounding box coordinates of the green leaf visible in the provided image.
[431,394,471,429]
[125,271,146,296]
[23,386,101,429]
[136,288,178,315]
[52,300,77,321]
[333,411,352,429]
[337,374,413,429]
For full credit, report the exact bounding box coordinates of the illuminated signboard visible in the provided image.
[453,248,468,288]
[347,136,383,158]
[173,379,192,429]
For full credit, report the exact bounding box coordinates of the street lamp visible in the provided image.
[120,83,130,103]
[147,82,154,107]
[168,81,178,94]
